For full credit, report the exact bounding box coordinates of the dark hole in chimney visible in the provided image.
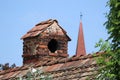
[48,39,58,53]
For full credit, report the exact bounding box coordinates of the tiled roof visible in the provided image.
[21,19,71,41]
[0,53,100,80]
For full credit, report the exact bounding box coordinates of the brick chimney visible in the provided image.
[21,19,71,64]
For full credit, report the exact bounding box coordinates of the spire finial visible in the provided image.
[80,12,83,21]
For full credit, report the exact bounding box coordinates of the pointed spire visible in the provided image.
[76,20,86,56]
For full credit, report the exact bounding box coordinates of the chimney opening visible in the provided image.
[48,39,58,53]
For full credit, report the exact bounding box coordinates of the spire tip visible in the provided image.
[80,12,83,21]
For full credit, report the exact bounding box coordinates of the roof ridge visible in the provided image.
[0,53,101,79]
[21,19,63,39]
[35,19,53,26]
[0,53,101,74]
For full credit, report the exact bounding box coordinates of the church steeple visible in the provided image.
[76,19,86,56]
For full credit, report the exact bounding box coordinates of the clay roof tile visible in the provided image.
[0,53,100,79]
[21,19,71,41]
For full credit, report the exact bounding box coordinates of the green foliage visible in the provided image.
[105,0,120,50]
[95,40,120,79]
[95,39,111,52]
[95,0,120,79]
[0,63,16,70]
[95,39,116,79]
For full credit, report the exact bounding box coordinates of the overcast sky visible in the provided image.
[0,0,109,66]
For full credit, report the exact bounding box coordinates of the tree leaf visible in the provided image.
[117,10,120,17]
[115,2,120,7]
